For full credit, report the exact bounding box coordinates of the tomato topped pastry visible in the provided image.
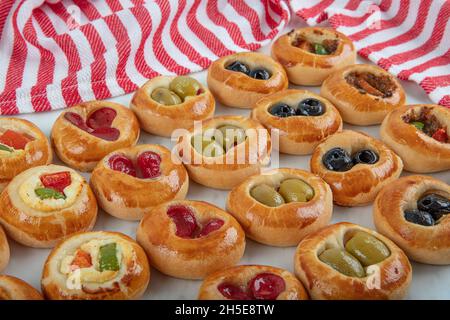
[321,64,405,125]
[252,89,342,155]
[294,223,412,300]
[131,76,215,137]
[137,200,245,279]
[271,27,356,86]
[0,224,9,272]
[0,165,97,248]
[177,115,271,190]
[198,265,308,300]
[227,168,333,246]
[0,275,43,300]
[0,118,52,192]
[41,231,150,300]
[51,101,140,172]
[374,175,450,265]
[207,52,288,108]
[90,144,189,220]
[381,104,450,173]
[310,130,403,206]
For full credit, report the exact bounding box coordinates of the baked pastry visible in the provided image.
[90,144,189,220]
[0,117,52,192]
[0,224,9,272]
[137,200,245,279]
[310,130,403,206]
[271,27,356,86]
[198,265,308,300]
[130,75,215,137]
[51,101,140,171]
[176,115,271,189]
[380,104,450,173]
[207,52,288,108]
[251,89,342,154]
[227,168,332,246]
[0,164,97,248]
[0,275,43,300]
[42,231,150,300]
[374,175,450,265]
[321,64,405,125]
[294,222,412,300]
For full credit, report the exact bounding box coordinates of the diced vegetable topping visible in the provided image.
[412,121,425,130]
[35,187,66,200]
[314,43,328,55]
[99,243,120,272]
[432,128,448,143]
[40,171,71,193]
[0,144,12,152]
[0,130,32,150]
[71,250,92,270]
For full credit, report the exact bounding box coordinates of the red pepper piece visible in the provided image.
[40,171,72,193]
[0,130,32,150]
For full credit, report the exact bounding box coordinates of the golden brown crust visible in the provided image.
[0,117,52,191]
[0,275,43,300]
[310,130,403,206]
[41,231,150,300]
[380,104,450,173]
[198,265,309,300]
[136,200,246,279]
[130,76,215,137]
[251,89,343,154]
[0,224,9,272]
[294,222,412,300]
[90,144,189,220]
[374,175,450,264]
[51,101,140,172]
[271,27,356,86]
[0,165,98,248]
[226,168,332,246]
[321,64,405,125]
[207,52,288,108]
[177,115,271,190]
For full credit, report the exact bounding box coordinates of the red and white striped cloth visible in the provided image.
[0,0,448,115]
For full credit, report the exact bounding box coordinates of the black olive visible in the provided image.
[417,194,450,220]
[249,69,270,80]
[322,148,353,172]
[268,103,296,118]
[297,98,324,116]
[404,209,435,226]
[353,149,379,165]
[226,61,250,75]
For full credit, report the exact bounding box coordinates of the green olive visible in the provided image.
[345,231,391,266]
[319,248,365,278]
[169,76,202,100]
[151,88,182,105]
[250,184,285,207]
[279,179,314,203]
[216,125,246,151]
[191,135,223,157]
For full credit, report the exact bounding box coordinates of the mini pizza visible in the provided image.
[271,27,356,86]
[227,168,332,246]
[0,275,43,300]
[294,222,412,300]
[0,165,97,248]
[251,89,342,154]
[176,115,271,189]
[321,64,405,125]
[130,75,215,137]
[0,224,9,272]
[198,265,308,300]
[136,200,246,279]
[310,130,403,206]
[51,101,140,171]
[207,52,288,108]
[0,117,52,192]
[90,144,189,220]
[41,231,150,300]
[380,104,450,173]
[374,175,450,265]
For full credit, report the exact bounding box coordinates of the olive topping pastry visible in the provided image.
[191,124,247,157]
[268,98,325,118]
[150,76,203,105]
[226,61,271,80]
[404,193,450,226]
[250,179,314,207]
[322,147,379,172]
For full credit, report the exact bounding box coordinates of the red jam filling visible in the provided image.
[166,205,225,239]
[40,171,72,193]
[70,250,92,270]
[64,107,120,141]
[218,273,286,300]
[0,129,33,150]
[107,151,161,179]
[108,154,137,177]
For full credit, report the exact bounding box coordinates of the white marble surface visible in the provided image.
[4,19,450,300]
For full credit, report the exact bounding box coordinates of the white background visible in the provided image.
[4,19,450,300]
